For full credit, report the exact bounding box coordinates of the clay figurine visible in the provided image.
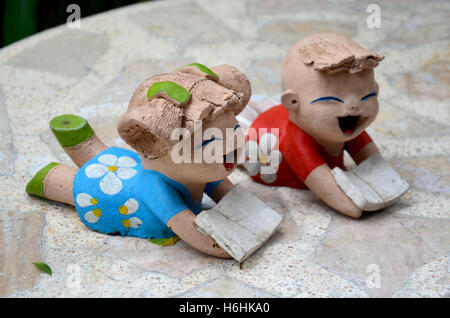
[240,33,409,218]
[26,63,281,260]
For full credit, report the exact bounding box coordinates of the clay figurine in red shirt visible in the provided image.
[243,33,386,218]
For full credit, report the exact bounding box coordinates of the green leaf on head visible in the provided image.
[147,81,191,106]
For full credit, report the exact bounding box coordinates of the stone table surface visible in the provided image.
[1,0,449,298]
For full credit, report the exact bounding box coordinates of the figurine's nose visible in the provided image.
[347,104,360,113]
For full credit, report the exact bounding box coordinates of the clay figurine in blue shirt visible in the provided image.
[26,63,251,258]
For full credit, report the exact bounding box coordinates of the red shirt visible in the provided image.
[248,105,372,189]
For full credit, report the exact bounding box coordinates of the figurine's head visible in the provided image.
[118,64,251,182]
[281,33,384,143]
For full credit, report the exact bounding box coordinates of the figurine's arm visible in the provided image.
[208,178,234,203]
[167,209,232,258]
[351,141,380,165]
[304,164,363,218]
[345,131,380,165]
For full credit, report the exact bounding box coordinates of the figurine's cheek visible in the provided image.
[373,101,380,113]
[363,100,379,117]
[311,117,341,137]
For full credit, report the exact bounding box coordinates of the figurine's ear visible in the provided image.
[281,89,300,111]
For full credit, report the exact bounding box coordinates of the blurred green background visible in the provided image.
[1,0,152,47]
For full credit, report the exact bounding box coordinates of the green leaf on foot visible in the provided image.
[50,114,94,147]
[26,162,60,198]
[148,236,179,246]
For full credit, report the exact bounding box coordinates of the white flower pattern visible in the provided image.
[118,198,139,216]
[118,198,142,229]
[85,154,137,195]
[76,193,102,224]
[76,192,143,229]
[244,133,282,184]
[122,217,143,229]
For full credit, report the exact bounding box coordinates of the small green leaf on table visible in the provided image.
[33,262,52,275]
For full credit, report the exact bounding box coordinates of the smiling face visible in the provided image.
[170,110,245,183]
[283,64,379,143]
[281,33,383,144]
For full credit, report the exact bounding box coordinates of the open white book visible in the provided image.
[331,154,409,211]
[195,184,282,262]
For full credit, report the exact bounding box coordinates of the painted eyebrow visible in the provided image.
[234,124,240,131]
[310,96,344,104]
[361,91,377,101]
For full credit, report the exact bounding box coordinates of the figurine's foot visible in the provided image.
[50,114,107,167]
[50,114,94,148]
[148,236,179,246]
[26,163,78,206]
[26,162,60,199]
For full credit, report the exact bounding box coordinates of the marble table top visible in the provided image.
[0,0,449,297]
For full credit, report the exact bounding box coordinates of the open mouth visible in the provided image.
[338,115,360,136]
[223,149,239,171]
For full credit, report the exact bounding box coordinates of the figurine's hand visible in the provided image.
[209,178,234,203]
[352,141,380,165]
[167,209,232,258]
[305,164,363,218]
[332,153,409,211]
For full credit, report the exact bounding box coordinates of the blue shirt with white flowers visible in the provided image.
[73,147,222,239]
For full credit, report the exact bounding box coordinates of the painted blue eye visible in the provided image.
[234,124,240,131]
[198,137,223,149]
[310,96,344,104]
[361,91,377,101]
[201,137,216,147]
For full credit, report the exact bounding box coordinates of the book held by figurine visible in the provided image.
[195,184,283,262]
[331,154,409,211]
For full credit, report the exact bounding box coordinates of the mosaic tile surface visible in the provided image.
[0,0,448,297]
